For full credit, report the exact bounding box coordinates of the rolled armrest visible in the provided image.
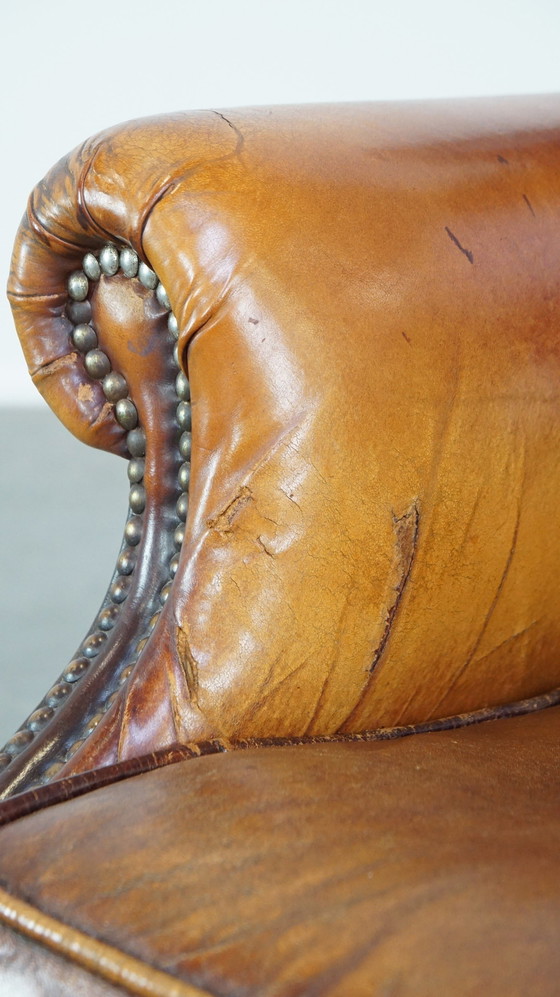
[4,97,560,796]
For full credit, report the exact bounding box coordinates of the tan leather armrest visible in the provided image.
[4,97,560,793]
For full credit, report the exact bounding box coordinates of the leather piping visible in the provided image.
[1,685,558,830]
[0,746,200,829]
[0,886,213,997]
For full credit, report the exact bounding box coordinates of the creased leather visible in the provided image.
[8,97,560,776]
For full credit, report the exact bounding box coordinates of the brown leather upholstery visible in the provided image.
[2,97,560,993]
[6,96,560,790]
[1,707,559,996]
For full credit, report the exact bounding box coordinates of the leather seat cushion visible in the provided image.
[0,706,559,996]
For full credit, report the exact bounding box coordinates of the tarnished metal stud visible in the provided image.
[124,516,143,546]
[136,636,149,654]
[179,432,192,460]
[99,244,119,276]
[127,458,145,483]
[72,323,98,353]
[102,371,128,402]
[175,371,190,400]
[156,282,170,309]
[99,605,119,631]
[169,552,180,577]
[67,300,92,324]
[174,523,185,548]
[178,463,190,491]
[105,691,119,709]
[127,428,146,457]
[82,632,107,658]
[83,253,101,280]
[115,398,138,430]
[42,761,64,780]
[129,484,146,514]
[0,753,12,770]
[119,665,134,684]
[86,713,104,733]
[176,402,191,430]
[168,312,179,338]
[45,683,72,706]
[5,729,34,756]
[63,658,90,683]
[176,492,189,520]
[117,548,136,575]
[148,611,160,631]
[68,271,89,301]
[28,706,55,731]
[138,261,157,289]
[85,349,111,379]
[67,739,85,758]
[120,247,139,277]
[173,343,180,367]
[110,576,130,604]
[160,581,172,604]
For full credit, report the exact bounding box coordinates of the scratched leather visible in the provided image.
[8,98,560,772]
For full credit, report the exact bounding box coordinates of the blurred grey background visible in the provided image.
[2,0,559,744]
[0,410,125,744]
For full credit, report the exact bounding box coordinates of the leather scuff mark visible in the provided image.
[78,383,94,403]
[31,351,78,382]
[255,535,274,557]
[207,486,253,534]
[444,226,474,265]
[176,625,200,708]
[369,499,420,673]
[89,400,115,432]
[211,110,245,158]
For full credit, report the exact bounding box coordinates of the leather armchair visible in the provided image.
[1,97,559,995]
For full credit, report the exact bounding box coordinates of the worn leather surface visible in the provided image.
[8,97,560,775]
[0,707,559,996]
